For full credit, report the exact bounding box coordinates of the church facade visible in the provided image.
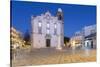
[31,8,64,49]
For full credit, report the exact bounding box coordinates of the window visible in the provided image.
[87,42,89,47]
[38,21,42,34]
[46,21,50,35]
[58,14,62,20]
[54,29,57,35]
[46,29,50,34]
[91,29,95,34]
[54,23,57,35]
[38,22,42,27]
[54,23,57,28]
[47,23,50,28]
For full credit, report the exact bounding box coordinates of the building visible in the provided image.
[83,25,96,36]
[84,33,96,49]
[83,25,96,49]
[10,27,25,49]
[70,31,83,48]
[31,8,64,49]
[70,24,96,49]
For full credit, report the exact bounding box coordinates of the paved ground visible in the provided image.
[11,48,96,67]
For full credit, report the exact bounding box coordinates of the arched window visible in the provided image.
[46,29,50,34]
[47,23,50,28]
[38,21,42,34]
[46,21,50,35]
[54,23,57,35]
[38,21,42,27]
[54,23,57,28]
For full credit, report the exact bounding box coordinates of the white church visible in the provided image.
[31,8,64,49]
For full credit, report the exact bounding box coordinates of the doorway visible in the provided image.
[91,41,93,48]
[46,39,50,47]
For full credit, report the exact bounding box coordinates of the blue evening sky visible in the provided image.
[11,1,96,37]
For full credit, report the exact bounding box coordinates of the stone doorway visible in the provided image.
[46,39,50,47]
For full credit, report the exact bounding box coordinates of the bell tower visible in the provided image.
[56,8,64,50]
[57,8,63,21]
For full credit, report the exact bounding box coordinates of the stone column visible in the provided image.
[56,35,62,50]
[30,16,34,51]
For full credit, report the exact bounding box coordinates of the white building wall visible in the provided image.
[51,35,58,47]
[84,25,96,36]
[70,24,96,49]
[31,10,63,49]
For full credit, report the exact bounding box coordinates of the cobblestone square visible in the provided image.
[11,48,96,67]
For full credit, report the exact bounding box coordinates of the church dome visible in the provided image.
[58,8,62,12]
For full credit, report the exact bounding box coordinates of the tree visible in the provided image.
[64,36,70,44]
[23,30,31,45]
